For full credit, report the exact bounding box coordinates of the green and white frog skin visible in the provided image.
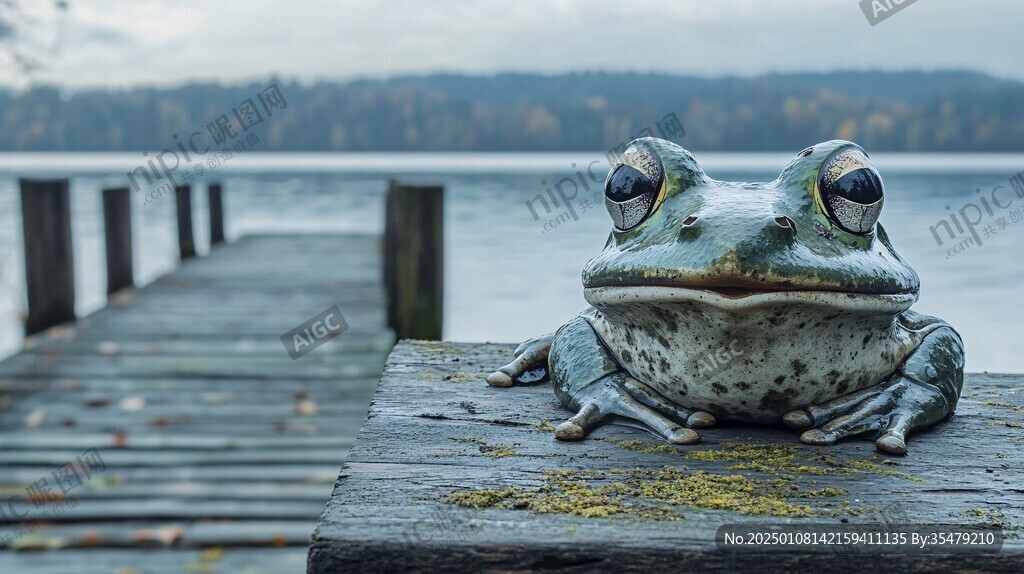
[488,138,964,455]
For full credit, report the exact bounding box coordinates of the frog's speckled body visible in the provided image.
[489,139,965,455]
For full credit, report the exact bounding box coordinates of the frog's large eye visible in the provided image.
[604,143,666,231]
[816,147,884,235]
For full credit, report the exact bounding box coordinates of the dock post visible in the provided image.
[175,185,196,260]
[208,182,225,244]
[20,178,75,335]
[384,181,444,340]
[102,187,134,294]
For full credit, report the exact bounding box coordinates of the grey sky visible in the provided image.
[2,0,1022,89]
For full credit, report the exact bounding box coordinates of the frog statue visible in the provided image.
[488,138,964,455]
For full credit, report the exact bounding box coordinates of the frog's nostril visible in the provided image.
[682,215,699,227]
[774,216,797,234]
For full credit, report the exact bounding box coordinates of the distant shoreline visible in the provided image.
[1,151,1022,176]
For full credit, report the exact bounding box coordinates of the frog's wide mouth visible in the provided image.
[583,284,917,312]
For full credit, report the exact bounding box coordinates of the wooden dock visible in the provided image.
[0,234,394,573]
[309,342,1023,573]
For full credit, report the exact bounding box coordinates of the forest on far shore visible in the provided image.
[1,70,1022,152]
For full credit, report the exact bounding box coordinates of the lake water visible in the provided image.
[0,152,1021,373]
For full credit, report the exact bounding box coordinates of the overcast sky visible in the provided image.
[2,0,1022,89]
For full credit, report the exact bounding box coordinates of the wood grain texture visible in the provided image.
[0,234,394,573]
[310,341,1024,573]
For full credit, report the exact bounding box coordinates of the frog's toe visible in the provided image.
[875,432,907,455]
[797,394,892,448]
[486,357,539,388]
[799,428,837,446]
[611,385,702,445]
[554,403,603,441]
[486,370,515,387]
[487,337,553,388]
[621,379,715,429]
[782,410,813,430]
[874,413,914,455]
[687,411,717,428]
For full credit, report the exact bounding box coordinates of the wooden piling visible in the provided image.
[384,181,444,340]
[209,183,225,244]
[102,187,134,294]
[175,185,196,260]
[19,178,75,335]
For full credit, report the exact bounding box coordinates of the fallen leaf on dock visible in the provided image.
[120,396,145,411]
[25,408,44,428]
[98,341,120,356]
[133,526,184,547]
[295,397,318,416]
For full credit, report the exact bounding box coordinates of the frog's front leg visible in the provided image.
[783,324,964,455]
[493,315,714,444]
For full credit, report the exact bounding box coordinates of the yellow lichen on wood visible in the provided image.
[532,420,555,432]
[988,420,1024,429]
[674,442,924,482]
[479,444,519,458]
[444,465,848,520]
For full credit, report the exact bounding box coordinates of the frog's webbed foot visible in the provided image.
[783,326,964,455]
[486,333,554,387]
[555,373,711,445]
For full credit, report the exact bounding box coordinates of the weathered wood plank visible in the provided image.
[0,233,393,570]
[0,548,309,574]
[309,342,1024,573]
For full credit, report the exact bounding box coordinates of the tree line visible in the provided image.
[1,70,1022,152]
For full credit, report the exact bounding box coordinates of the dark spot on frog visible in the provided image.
[774,375,786,385]
[659,356,670,371]
[836,380,850,394]
[621,350,633,364]
[759,388,800,413]
[712,382,728,395]
[791,359,808,377]
[737,381,751,391]
[657,334,670,349]
[652,308,679,332]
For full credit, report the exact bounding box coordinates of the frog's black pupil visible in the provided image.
[830,168,883,204]
[606,164,654,202]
